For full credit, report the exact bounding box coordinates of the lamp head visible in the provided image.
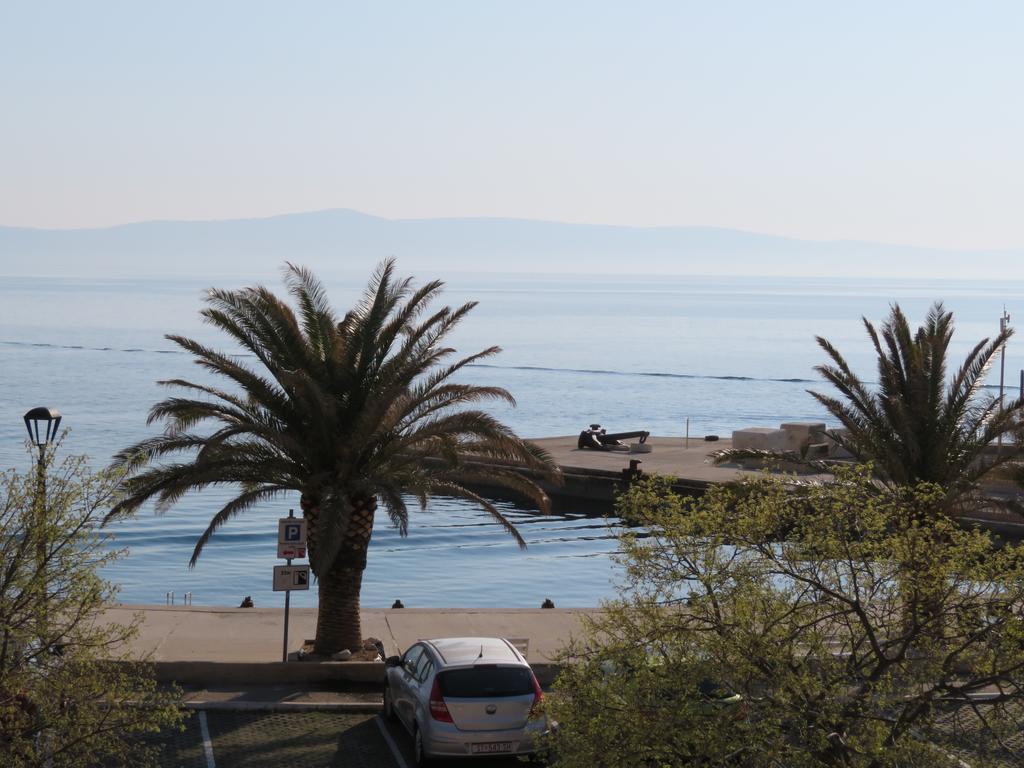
[24,407,62,448]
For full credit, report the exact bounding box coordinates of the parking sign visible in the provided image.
[278,518,307,546]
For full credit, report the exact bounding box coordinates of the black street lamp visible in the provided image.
[23,407,61,616]
[24,407,62,453]
[24,406,61,488]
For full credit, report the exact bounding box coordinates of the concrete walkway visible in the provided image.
[107,605,597,665]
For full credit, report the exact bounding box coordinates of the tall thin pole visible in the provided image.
[36,444,46,495]
[998,310,1011,450]
[36,443,47,617]
[282,508,295,663]
[282,587,291,662]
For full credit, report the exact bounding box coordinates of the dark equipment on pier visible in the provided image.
[621,459,644,486]
[578,423,650,451]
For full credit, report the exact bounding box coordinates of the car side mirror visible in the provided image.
[385,655,401,668]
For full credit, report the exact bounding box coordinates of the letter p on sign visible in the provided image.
[278,518,307,546]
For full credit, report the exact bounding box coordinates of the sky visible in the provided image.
[2,2,1023,250]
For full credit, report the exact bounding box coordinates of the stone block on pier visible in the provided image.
[779,422,827,451]
[732,427,792,452]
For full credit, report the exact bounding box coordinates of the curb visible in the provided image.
[182,700,383,713]
[151,660,386,685]
[150,660,562,686]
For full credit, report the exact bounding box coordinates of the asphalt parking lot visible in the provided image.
[138,699,1023,767]
[931,701,1024,767]
[146,710,538,768]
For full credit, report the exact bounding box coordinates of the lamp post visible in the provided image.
[23,407,61,611]
[998,311,1011,451]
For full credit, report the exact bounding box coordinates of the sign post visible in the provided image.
[275,509,309,662]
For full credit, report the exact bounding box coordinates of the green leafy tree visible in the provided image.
[105,261,559,654]
[716,302,1024,515]
[548,470,1024,767]
[1,452,183,767]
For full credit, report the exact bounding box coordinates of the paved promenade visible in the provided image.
[107,605,597,665]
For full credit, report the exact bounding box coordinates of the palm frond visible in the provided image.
[283,261,338,360]
[189,485,289,567]
[424,481,528,549]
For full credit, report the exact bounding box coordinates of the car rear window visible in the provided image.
[438,666,533,698]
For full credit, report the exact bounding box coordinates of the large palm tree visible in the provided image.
[105,261,559,654]
[812,302,1024,511]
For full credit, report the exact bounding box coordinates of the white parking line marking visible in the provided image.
[198,710,216,768]
[375,716,409,768]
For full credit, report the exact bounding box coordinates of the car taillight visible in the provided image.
[529,672,544,717]
[429,678,453,723]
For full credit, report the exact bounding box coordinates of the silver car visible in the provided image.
[383,636,549,766]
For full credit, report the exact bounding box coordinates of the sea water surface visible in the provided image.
[1,272,1022,608]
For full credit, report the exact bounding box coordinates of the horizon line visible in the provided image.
[3,206,1022,256]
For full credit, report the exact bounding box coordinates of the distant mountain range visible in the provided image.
[1,208,1021,279]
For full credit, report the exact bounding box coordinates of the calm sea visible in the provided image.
[1,271,1023,608]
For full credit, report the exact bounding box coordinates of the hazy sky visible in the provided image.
[2,2,1022,250]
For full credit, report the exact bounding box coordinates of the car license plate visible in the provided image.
[471,742,514,754]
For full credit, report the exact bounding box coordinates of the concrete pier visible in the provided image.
[470,435,1024,538]
[471,435,766,511]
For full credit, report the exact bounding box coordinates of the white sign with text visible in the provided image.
[273,565,310,591]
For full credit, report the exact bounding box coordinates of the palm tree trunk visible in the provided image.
[314,559,367,654]
[308,495,378,655]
